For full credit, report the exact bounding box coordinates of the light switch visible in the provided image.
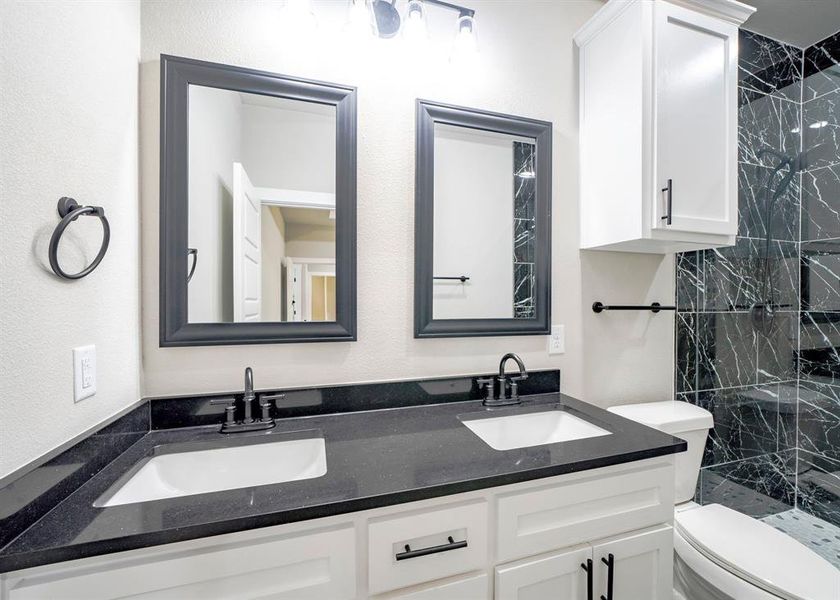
[548,325,565,355]
[73,345,96,402]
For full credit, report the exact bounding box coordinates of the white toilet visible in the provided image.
[608,401,840,600]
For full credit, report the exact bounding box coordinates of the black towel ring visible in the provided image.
[48,197,111,280]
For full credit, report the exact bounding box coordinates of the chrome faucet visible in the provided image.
[211,367,276,433]
[477,353,529,407]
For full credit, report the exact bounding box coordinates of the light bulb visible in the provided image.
[345,0,377,39]
[402,0,428,43]
[451,14,478,65]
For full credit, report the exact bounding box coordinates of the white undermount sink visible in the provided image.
[461,409,611,451]
[95,437,327,507]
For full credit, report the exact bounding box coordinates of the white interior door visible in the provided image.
[495,545,591,600]
[592,526,673,600]
[653,1,737,235]
[232,162,261,322]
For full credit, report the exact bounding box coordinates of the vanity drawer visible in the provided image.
[496,462,673,562]
[368,500,488,595]
[5,524,356,600]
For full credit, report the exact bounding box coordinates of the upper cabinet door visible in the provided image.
[653,1,738,236]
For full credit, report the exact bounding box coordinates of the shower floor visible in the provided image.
[761,509,840,569]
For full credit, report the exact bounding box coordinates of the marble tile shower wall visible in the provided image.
[798,30,840,528]
[677,30,840,527]
[677,31,803,519]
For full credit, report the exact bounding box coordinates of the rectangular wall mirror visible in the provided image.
[160,55,356,346]
[414,100,552,338]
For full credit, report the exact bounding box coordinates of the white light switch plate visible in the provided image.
[73,345,96,402]
[548,325,565,355]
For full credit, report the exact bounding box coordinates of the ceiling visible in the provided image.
[275,206,335,227]
[740,0,840,48]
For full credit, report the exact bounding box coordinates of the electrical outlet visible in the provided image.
[548,324,565,355]
[73,345,96,402]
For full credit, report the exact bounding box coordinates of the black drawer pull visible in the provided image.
[395,536,467,561]
[600,553,614,600]
[581,559,594,600]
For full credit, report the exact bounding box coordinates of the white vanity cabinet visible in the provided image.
[575,0,754,253]
[0,457,675,600]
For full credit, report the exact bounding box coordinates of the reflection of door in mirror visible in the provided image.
[432,124,537,320]
[283,257,336,322]
[187,85,337,323]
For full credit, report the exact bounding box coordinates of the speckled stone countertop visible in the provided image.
[0,388,685,573]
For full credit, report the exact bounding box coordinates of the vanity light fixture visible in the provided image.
[349,0,477,56]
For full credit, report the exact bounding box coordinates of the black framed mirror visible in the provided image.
[159,55,357,346]
[414,100,552,338]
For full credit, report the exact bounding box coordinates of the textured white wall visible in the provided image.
[140,0,674,402]
[0,1,142,478]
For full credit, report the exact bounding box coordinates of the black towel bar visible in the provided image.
[592,301,675,314]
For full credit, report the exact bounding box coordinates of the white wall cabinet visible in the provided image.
[1,457,675,600]
[575,0,754,253]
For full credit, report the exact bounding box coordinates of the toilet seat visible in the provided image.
[675,504,840,600]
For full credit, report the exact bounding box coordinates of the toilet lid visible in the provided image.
[675,504,840,600]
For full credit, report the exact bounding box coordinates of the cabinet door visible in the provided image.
[653,1,738,236]
[592,526,673,600]
[495,545,591,600]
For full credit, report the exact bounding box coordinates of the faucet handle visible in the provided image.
[256,392,283,423]
[259,392,286,406]
[476,377,495,401]
[210,396,237,426]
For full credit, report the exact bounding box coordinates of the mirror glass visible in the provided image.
[186,85,337,323]
[432,124,537,320]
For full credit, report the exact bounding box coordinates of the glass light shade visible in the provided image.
[345,0,377,39]
[402,0,428,42]
[451,14,478,64]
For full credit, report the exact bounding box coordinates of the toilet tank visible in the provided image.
[607,401,713,504]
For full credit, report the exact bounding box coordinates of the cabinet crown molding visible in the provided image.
[574,0,755,47]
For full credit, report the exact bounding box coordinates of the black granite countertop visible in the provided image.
[0,392,685,573]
